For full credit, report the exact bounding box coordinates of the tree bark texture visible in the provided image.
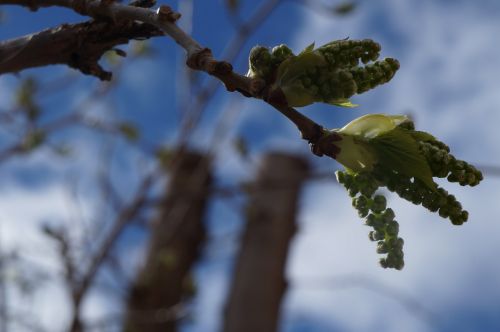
[0,19,162,80]
[124,151,212,332]
[223,152,310,332]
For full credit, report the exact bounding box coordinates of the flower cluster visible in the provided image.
[247,44,293,82]
[337,171,405,270]
[371,165,469,226]
[316,39,399,96]
[247,39,400,107]
[419,141,482,186]
[331,114,483,269]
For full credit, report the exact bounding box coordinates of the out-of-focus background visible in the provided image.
[1,0,500,331]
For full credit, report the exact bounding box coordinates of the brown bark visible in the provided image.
[223,152,310,332]
[0,19,162,80]
[124,151,212,332]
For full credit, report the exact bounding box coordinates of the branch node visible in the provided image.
[156,5,181,22]
[311,131,342,158]
[214,61,233,75]
[210,61,237,91]
[186,48,213,70]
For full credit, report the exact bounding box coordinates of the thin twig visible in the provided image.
[72,173,154,301]
[0,112,82,163]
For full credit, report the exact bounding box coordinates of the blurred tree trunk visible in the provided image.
[124,151,212,332]
[223,152,310,332]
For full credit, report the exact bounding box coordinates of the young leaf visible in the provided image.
[299,42,315,55]
[328,99,358,108]
[371,127,435,189]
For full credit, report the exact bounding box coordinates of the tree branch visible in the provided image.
[1,0,336,159]
[1,1,202,59]
[0,19,162,79]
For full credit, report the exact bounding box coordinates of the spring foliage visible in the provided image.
[335,115,482,269]
[247,39,399,107]
[247,39,483,270]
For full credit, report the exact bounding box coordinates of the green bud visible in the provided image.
[247,45,273,79]
[374,231,385,241]
[385,254,398,268]
[376,241,389,254]
[353,195,369,208]
[348,187,359,197]
[357,208,369,218]
[437,207,449,218]
[360,184,377,197]
[381,208,395,223]
[386,221,399,236]
[365,213,377,227]
[392,248,404,259]
[271,44,293,64]
[271,39,398,107]
[371,195,387,213]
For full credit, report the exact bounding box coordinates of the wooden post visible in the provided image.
[223,152,310,332]
[124,151,212,332]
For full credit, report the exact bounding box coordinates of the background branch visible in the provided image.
[67,172,155,332]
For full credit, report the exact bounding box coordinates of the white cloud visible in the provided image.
[280,2,500,331]
[0,184,82,330]
[0,171,133,331]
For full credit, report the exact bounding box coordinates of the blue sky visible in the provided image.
[1,0,500,331]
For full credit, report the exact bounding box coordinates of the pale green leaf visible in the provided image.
[371,127,435,189]
[328,99,358,108]
[299,42,315,55]
[339,114,409,139]
[334,133,377,172]
[409,130,437,143]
